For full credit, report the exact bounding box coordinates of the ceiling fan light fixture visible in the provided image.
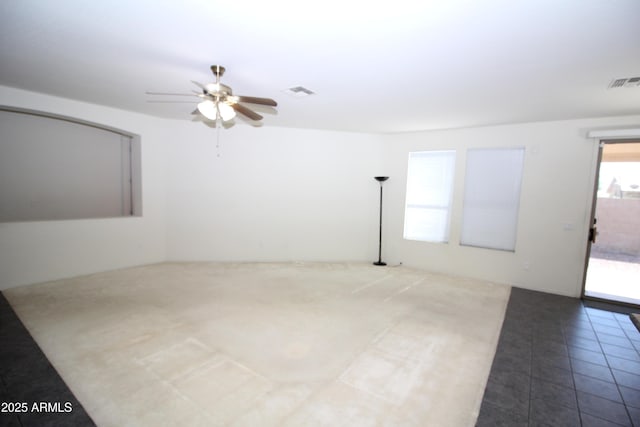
[197,100,218,121]
[218,102,236,121]
[197,100,236,122]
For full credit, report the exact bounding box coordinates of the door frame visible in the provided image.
[581,137,640,306]
[581,140,603,299]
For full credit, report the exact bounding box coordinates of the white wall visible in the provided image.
[3,84,639,298]
[0,86,385,289]
[382,116,640,297]
[0,86,168,289]
[165,121,385,262]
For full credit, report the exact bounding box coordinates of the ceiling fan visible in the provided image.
[147,65,277,123]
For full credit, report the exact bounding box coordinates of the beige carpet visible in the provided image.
[4,262,509,427]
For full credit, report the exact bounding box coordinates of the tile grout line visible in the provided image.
[561,312,583,426]
[527,314,534,426]
[582,308,635,426]
[609,311,640,426]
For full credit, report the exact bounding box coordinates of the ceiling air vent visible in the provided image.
[608,77,640,89]
[282,86,315,98]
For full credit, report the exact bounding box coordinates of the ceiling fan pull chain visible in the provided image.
[216,116,221,157]
[213,91,223,156]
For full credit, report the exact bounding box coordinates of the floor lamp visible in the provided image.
[374,176,389,266]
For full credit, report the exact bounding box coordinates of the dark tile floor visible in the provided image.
[477,287,640,427]
[2,287,639,426]
[0,292,95,427]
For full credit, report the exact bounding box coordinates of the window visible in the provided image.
[460,147,525,251]
[403,150,456,242]
[0,108,141,222]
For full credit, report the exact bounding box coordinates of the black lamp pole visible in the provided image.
[374,176,389,266]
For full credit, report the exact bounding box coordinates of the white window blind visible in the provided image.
[403,150,456,242]
[460,147,525,251]
[0,108,140,222]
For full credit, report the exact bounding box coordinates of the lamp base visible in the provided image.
[373,261,387,266]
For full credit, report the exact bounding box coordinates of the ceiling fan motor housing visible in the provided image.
[204,83,233,97]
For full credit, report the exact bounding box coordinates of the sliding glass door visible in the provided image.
[583,141,640,306]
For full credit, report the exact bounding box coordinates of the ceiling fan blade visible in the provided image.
[146,100,196,103]
[146,91,195,96]
[235,96,277,107]
[191,80,206,90]
[231,103,263,121]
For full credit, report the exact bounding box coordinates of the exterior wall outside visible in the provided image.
[594,197,640,256]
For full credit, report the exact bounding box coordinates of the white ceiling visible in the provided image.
[1,0,639,133]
